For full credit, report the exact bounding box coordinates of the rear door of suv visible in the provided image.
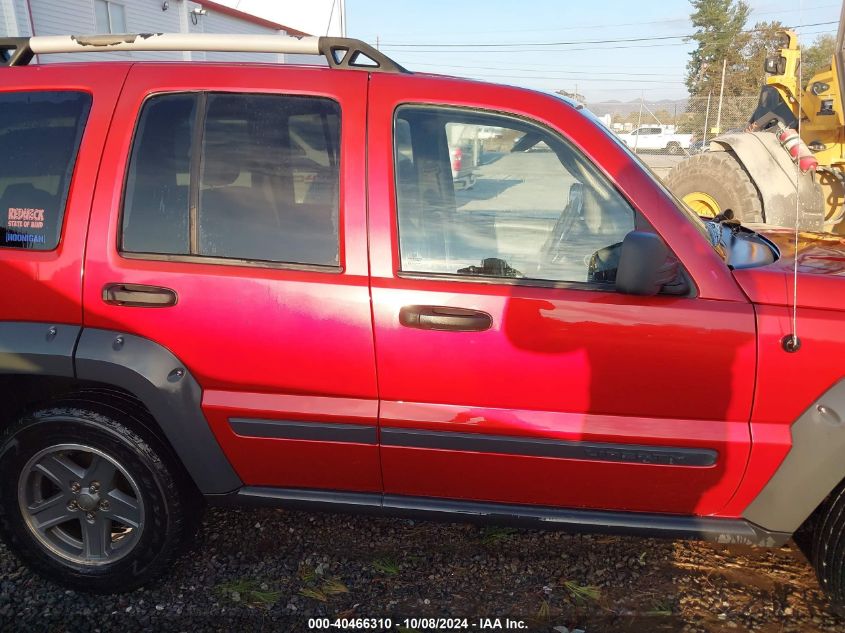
[0,65,128,329]
[83,65,380,493]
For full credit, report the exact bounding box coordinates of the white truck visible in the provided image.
[616,125,693,154]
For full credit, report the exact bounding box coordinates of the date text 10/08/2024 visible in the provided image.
[307,618,530,630]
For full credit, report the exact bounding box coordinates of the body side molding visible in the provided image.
[229,418,377,444]
[381,427,718,467]
[74,328,241,494]
[212,486,788,547]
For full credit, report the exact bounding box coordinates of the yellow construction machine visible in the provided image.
[664,5,845,234]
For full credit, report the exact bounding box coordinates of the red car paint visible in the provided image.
[2,61,836,522]
[81,64,380,491]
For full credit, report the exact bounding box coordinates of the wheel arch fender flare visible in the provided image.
[707,131,824,229]
[73,328,241,495]
[743,378,845,534]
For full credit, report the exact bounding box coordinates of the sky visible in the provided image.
[217,0,842,102]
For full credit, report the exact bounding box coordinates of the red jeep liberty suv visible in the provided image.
[1,33,845,606]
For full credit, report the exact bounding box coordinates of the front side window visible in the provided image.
[0,91,92,250]
[122,93,341,267]
[394,106,635,285]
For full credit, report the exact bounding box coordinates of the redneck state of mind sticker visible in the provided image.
[6,206,46,246]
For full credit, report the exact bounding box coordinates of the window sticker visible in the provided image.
[8,207,46,230]
[7,207,47,245]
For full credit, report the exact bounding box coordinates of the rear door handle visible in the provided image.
[102,283,178,307]
[399,305,492,332]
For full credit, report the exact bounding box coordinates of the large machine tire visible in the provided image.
[664,151,764,223]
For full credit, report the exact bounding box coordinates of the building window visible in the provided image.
[94,0,127,34]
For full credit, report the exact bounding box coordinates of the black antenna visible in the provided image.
[784,0,805,355]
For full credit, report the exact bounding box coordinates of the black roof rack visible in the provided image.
[0,37,34,66]
[0,33,407,73]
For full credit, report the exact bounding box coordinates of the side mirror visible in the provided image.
[615,231,677,296]
[764,55,787,75]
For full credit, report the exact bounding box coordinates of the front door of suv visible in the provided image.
[367,74,756,516]
[84,66,380,492]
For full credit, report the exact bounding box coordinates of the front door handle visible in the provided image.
[102,283,178,307]
[399,305,492,332]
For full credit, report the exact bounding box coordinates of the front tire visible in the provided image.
[812,482,845,610]
[0,401,199,593]
[663,151,764,222]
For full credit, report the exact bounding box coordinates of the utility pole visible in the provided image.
[703,90,712,146]
[715,57,727,135]
[634,90,644,152]
[376,35,379,50]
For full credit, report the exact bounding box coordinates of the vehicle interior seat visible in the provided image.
[198,145,279,261]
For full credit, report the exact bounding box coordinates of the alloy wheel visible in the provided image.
[17,443,145,566]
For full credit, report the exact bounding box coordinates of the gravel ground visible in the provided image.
[0,506,843,633]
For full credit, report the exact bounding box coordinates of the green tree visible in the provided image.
[685,6,789,135]
[802,33,836,80]
[686,0,751,97]
[741,21,787,92]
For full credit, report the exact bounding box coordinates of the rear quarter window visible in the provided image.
[0,91,92,250]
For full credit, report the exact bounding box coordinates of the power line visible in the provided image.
[324,0,337,37]
[383,26,835,55]
[391,56,685,69]
[384,34,690,48]
[377,20,837,48]
[435,73,684,84]
[386,42,690,54]
[409,62,684,79]
[354,2,838,38]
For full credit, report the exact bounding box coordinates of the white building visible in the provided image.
[213,0,346,39]
[0,0,314,63]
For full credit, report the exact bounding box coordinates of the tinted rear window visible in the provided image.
[122,92,341,267]
[0,91,92,250]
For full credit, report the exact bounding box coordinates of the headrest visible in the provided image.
[0,183,53,206]
[202,147,241,187]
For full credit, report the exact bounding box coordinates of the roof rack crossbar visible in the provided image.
[1,33,407,73]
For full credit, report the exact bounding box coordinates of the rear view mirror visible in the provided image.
[615,231,677,296]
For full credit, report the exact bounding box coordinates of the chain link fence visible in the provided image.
[585,95,760,158]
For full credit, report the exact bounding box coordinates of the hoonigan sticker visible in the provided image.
[5,208,47,245]
[5,233,45,244]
